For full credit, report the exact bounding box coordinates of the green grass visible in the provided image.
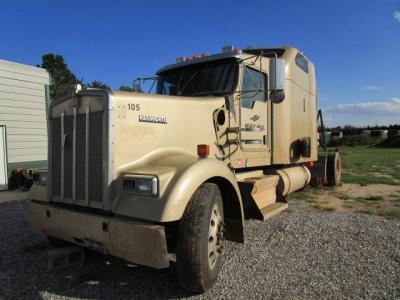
[355,196,384,205]
[341,174,397,185]
[290,147,400,220]
[324,147,400,185]
[343,203,354,209]
[311,204,335,211]
[363,196,384,201]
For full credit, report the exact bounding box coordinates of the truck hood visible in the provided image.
[112,91,225,175]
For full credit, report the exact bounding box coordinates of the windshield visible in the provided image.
[156,58,238,96]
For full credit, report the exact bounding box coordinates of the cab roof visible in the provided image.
[156,51,243,75]
[156,46,294,75]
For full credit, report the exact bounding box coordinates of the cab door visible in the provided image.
[238,66,270,167]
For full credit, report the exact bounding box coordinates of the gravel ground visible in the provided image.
[0,192,400,299]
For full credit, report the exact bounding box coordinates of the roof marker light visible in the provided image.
[176,53,209,63]
[222,45,234,53]
[222,46,242,54]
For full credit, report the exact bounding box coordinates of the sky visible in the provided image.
[0,0,399,127]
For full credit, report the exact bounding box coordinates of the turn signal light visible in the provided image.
[197,144,210,157]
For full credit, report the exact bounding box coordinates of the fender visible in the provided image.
[112,151,244,228]
[162,158,244,222]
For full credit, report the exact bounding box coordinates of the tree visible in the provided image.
[119,85,144,93]
[86,80,110,89]
[40,53,80,100]
[119,85,134,91]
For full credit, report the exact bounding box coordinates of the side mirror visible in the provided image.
[269,58,286,103]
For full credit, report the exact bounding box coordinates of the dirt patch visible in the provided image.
[334,183,400,199]
[292,184,400,218]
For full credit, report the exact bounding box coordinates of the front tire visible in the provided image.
[176,183,224,293]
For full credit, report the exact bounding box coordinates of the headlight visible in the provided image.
[33,170,48,185]
[123,175,158,196]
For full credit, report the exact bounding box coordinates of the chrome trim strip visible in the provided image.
[151,176,158,196]
[85,106,89,205]
[72,106,77,203]
[243,139,263,144]
[103,91,115,211]
[47,108,52,202]
[60,111,64,200]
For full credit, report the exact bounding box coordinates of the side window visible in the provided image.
[241,66,267,109]
[295,52,309,74]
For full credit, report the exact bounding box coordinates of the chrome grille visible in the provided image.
[75,114,86,200]
[51,119,61,197]
[88,111,104,202]
[50,107,105,207]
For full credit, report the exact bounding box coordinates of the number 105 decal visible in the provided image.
[128,103,140,111]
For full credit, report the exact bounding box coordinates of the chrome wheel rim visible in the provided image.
[208,203,224,270]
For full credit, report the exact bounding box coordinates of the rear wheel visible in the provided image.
[326,152,342,186]
[176,183,224,293]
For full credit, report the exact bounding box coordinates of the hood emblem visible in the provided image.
[139,115,168,124]
[250,115,260,121]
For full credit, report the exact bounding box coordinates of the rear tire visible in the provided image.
[176,183,224,293]
[326,152,342,186]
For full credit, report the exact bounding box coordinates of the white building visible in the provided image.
[371,130,388,139]
[331,131,343,140]
[0,59,50,190]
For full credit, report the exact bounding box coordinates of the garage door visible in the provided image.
[0,126,7,191]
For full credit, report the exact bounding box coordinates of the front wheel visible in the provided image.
[176,183,224,293]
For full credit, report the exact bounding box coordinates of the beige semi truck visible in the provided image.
[26,46,341,292]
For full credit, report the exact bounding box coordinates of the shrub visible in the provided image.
[375,135,400,148]
[327,135,380,147]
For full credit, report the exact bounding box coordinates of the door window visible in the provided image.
[241,66,267,109]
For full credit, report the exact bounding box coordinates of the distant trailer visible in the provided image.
[331,131,343,140]
[371,130,388,139]
[361,129,371,136]
[388,130,400,138]
[0,59,50,190]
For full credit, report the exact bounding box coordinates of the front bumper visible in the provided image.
[26,201,169,269]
